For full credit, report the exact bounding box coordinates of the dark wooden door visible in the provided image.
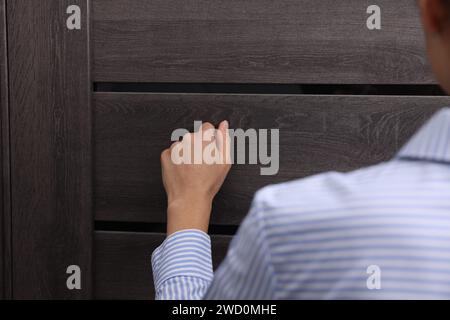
[6,0,92,299]
[0,0,10,300]
[1,0,449,299]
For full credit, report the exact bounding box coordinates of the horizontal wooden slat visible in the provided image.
[93,0,433,84]
[94,93,449,225]
[94,231,231,299]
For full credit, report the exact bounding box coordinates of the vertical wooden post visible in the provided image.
[7,0,92,299]
[0,0,11,300]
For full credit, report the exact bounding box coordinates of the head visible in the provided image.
[420,0,450,92]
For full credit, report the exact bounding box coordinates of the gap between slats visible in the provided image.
[94,83,447,96]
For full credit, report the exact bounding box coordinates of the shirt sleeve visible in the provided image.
[151,229,214,300]
[151,190,278,300]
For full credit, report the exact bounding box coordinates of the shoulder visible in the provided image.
[251,160,419,220]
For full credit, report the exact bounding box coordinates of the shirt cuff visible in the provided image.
[151,229,214,290]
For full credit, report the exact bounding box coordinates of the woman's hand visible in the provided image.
[161,121,232,235]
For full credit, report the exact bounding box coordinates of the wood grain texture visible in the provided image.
[0,0,9,299]
[7,0,92,299]
[94,93,449,225]
[94,231,231,299]
[92,0,433,84]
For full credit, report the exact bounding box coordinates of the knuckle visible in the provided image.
[202,122,214,129]
[182,132,192,140]
[161,149,170,160]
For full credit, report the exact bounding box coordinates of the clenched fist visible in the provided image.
[161,121,232,235]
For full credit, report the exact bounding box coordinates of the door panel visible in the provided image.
[2,0,448,300]
[94,93,448,225]
[92,0,432,84]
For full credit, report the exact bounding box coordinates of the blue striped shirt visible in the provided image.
[151,108,450,300]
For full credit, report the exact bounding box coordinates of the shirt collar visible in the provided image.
[396,108,450,163]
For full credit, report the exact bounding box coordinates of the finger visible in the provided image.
[182,132,193,142]
[160,149,170,164]
[168,141,181,161]
[170,141,181,150]
[201,122,214,132]
[196,123,216,150]
[216,120,231,164]
[215,120,227,150]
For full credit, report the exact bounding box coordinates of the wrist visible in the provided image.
[167,191,213,208]
[166,194,213,235]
